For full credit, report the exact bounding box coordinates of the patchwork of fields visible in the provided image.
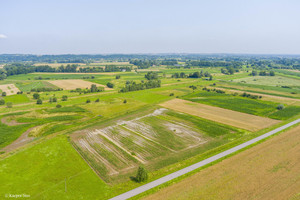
[160,98,279,131]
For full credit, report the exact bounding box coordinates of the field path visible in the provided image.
[109,118,300,200]
[160,99,279,131]
[1,127,35,153]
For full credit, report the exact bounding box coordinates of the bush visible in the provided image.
[116,75,121,79]
[169,93,174,96]
[62,95,68,101]
[52,97,57,102]
[0,99,5,105]
[95,98,100,102]
[106,82,114,88]
[1,92,6,97]
[37,99,43,104]
[123,99,127,104]
[86,99,91,103]
[56,104,62,108]
[33,93,40,99]
[135,166,148,182]
[277,104,285,110]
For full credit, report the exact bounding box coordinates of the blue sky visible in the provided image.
[0,0,300,54]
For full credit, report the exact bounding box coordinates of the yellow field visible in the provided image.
[0,84,20,96]
[47,79,112,90]
[143,125,300,200]
[159,99,280,131]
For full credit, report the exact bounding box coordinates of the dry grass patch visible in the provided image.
[0,84,20,96]
[160,99,280,131]
[47,79,112,90]
[143,125,300,200]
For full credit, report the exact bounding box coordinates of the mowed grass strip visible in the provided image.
[160,99,280,132]
[143,125,300,200]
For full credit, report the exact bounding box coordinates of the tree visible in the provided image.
[270,71,275,76]
[56,104,62,108]
[135,166,148,182]
[86,99,91,103]
[52,97,57,102]
[49,97,53,103]
[228,67,235,75]
[277,104,285,110]
[95,98,100,102]
[116,75,121,79]
[91,84,98,92]
[106,82,114,88]
[62,95,68,101]
[2,92,6,97]
[123,99,127,103]
[33,93,40,99]
[0,99,5,105]
[37,99,43,104]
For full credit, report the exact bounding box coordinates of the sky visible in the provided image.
[0,0,300,54]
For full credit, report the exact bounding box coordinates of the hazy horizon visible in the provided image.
[1,0,300,54]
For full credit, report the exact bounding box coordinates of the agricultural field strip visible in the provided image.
[208,86,300,104]
[48,79,112,90]
[73,108,207,177]
[109,118,300,200]
[0,84,20,96]
[160,99,279,131]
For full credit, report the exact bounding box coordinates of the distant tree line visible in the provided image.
[70,84,104,94]
[249,70,275,76]
[171,71,213,79]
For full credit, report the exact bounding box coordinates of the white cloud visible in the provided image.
[0,34,7,39]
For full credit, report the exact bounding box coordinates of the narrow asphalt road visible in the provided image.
[109,119,300,200]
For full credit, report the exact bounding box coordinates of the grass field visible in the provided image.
[143,125,300,200]
[233,75,300,87]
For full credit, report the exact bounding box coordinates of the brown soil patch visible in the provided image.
[0,84,20,96]
[143,125,300,200]
[1,127,35,153]
[47,79,113,90]
[160,99,280,131]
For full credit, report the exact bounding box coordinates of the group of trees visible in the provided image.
[0,63,131,80]
[70,84,104,94]
[172,71,212,79]
[30,87,62,92]
[145,71,159,80]
[240,92,262,99]
[120,80,161,93]
[221,67,237,75]
[249,70,275,76]
[202,87,225,94]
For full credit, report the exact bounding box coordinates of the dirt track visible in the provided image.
[160,99,280,131]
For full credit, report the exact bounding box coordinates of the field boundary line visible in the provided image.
[109,118,300,200]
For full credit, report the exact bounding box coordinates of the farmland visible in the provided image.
[0,55,300,200]
[48,79,111,90]
[143,124,300,200]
